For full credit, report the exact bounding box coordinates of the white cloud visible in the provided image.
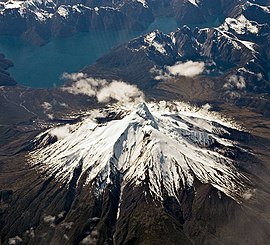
[47,113,54,120]
[60,222,74,230]
[166,61,205,77]
[201,103,212,111]
[97,81,144,104]
[41,102,52,111]
[150,61,205,81]
[61,73,145,104]
[224,75,246,90]
[223,75,247,99]
[150,66,171,80]
[62,72,84,81]
[81,230,99,245]
[41,102,54,119]
[8,236,23,245]
[49,124,75,140]
[242,189,256,201]
[61,73,106,97]
[57,211,66,218]
[60,102,68,108]
[43,215,56,223]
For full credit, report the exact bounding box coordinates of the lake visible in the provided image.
[0,18,178,88]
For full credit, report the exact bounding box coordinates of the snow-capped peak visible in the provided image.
[28,101,250,203]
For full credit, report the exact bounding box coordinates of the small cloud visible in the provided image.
[150,61,205,81]
[242,189,256,201]
[57,211,66,218]
[61,73,145,104]
[43,215,56,223]
[201,103,212,111]
[49,124,75,140]
[41,102,54,119]
[60,102,69,108]
[224,75,246,90]
[223,75,246,98]
[41,102,52,111]
[47,113,54,120]
[81,230,99,245]
[8,236,23,245]
[89,109,108,120]
[97,80,144,104]
[61,75,104,97]
[60,222,74,230]
[150,66,171,80]
[166,61,205,77]
[25,227,35,239]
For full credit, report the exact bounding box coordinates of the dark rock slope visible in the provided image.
[0,54,16,86]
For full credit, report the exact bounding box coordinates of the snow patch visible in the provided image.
[222,15,259,35]
[144,32,167,54]
[137,0,148,8]
[188,0,199,7]
[4,1,24,9]
[216,29,256,52]
[57,6,69,18]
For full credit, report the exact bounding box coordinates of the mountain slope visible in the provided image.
[29,101,251,202]
[1,101,268,245]
[0,1,270,244]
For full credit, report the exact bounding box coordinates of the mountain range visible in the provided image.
[0,0,270,244]
[0,0,261,45]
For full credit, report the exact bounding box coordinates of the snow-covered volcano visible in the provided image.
[28,101,250,203]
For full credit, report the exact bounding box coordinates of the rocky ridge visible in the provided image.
[0,0,250,45]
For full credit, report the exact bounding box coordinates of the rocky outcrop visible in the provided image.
[0,54,16,86]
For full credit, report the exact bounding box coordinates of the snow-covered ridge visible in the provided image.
[215,28,257,52]
[0,0,55,19]
[0,0,117,21]
[221,15,260,35]
[137,0,148,8]
[28,101,250,203]
[243,1,270,13]
[128,30,176,57]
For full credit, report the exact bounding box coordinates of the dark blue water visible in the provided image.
[0,17,178,88]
